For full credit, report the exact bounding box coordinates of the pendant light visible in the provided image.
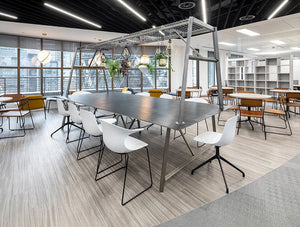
[37,50,52,64]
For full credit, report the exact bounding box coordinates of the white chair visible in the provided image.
[160,94,174,99]
[97,120,152,206]
[77,109,116,160]
[135,92,150,96]
[50,99,73,142]
[191,115,245,194]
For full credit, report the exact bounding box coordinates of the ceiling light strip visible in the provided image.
[0,12,18,19]
[268,0,289,20]
[201,0,207,24]
[236,29,260,37]
[44,3,102,28]
[117,0,146,22]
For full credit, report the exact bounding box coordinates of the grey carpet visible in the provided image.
[157,154,300,227]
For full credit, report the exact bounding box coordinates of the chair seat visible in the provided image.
[223,97,233,101]
[0,107,19,113]
[1,110,30,117]
[194,131,222,145]
[286,102,300,107]
[264,109,285,115]
[125,136,148,152]
[240,109,263,118]
[229,105,239,110]
[264,98,277,103]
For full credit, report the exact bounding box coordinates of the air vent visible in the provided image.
[239,15,255,21]
[178,1,196,10]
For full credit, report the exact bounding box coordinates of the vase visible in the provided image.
[159,59,167,67]
[100,62,106,68]
[126,61,131,68]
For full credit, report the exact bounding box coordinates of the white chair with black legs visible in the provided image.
[191,115,245,194]
[51,99,74,142]
[77,109,116,160]
[96,120,152,206]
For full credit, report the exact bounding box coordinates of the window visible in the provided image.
[208,51,216,87]
[20,68,41,93]
[43,69,61,94]
[0,68,17,94]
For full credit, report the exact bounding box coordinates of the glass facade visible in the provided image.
[0,35,170,95]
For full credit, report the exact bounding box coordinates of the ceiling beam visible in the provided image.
[224,0,234,29]
[231,0,246,27]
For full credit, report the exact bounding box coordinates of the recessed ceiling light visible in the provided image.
[291,47,300,51]
[152,25,156,28]
[98,38,102,41]
[268,0,289,20]
[236,29,260,37]
[0,12,18,19]
[219,42,236,46]
[270,40,286,45]
[247,48,260,51]
[42,33,47,36]
[44,3,102,28]
[201,0,207,24]
[117,0,146,22]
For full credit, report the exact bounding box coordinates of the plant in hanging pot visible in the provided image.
[136,61,155,75]
[107,59,121,78]
[120,58,131,76]
[100,55,107,68]
[154,52,168,67]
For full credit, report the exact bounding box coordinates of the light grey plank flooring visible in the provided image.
[0,109,299,227]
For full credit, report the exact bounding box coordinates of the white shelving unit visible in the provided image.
[227,57,293,95]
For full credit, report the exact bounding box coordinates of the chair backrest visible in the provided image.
[237,90,253,94]
[80,109,101,136]
[101,120,134,153]
[68,103,82,124]
[240,98,263,107]
[286,93,300,99]
[187,86,198,89]
[160,94,174,99]
[135,92,150,96]
[18,97,30,111]
[149,89,163,97]
[222,88,234,95]
[216,115,238,147]
[237,87,244,92]
[22,95,45,110]
[185,98,208,104]
[177,90,191,98]
[122,87,129,92]
[57,99,69,116]
[275,87,288,90]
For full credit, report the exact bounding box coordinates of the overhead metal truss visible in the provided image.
[66,16,224,125]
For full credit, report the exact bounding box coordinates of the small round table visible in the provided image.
[229,93,271,99]
[0,97,13,102]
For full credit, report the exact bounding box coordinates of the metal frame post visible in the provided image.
[65,48,78,97]
[177,17,194,125]
[212,27,224,110]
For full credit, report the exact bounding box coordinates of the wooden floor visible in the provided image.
[0,108,299,227]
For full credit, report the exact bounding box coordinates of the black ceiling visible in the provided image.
[0,0,299,33]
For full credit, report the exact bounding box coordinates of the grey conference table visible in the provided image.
[69,92,220,192]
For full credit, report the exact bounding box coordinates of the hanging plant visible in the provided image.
[120,58,131,77]
[107,59,121,78]
[136,61,155,75]
[100,54,107,68]
[154,52,168,67]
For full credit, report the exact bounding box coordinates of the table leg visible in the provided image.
[212,115,216,132]
[159,127,171,192]
[179,129,194,156]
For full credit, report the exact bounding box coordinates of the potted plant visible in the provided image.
[136,61,155,75]
[154,52,168,67]
[120,58,131,76]
[107,59,121,78]
[100,55,107,68]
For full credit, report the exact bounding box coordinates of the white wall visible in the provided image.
[293,59,300,84]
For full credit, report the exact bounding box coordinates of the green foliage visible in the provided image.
[107,59,120,78]
[154,52,168,60]
[137,61,155,75]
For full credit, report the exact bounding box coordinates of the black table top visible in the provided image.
[69,93,220,130]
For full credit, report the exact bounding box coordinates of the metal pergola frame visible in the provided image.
[66,16,224,125]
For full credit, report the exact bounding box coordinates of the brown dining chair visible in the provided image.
[237,98,266,139]
[264,95,292,136]
[237,90,253,94]
[177,90,191,98]
[237,87,244,92]
[285,93,300,115]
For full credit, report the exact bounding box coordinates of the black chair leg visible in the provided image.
[219,156,245,177]
[217,156,229,194]
[121,147,153,206]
